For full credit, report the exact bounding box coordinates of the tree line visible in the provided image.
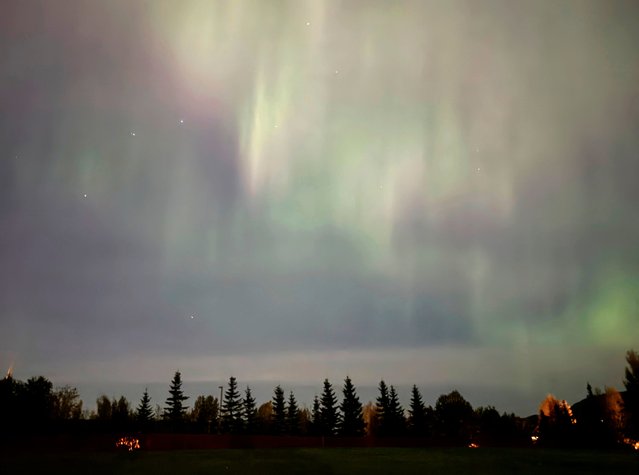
[1,350,638,448]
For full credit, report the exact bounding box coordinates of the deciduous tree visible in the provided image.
[623,349,639,438]
[536,394,576,447]
[52,385,82,420]
[435,390,475,445]
[96,394,112,421]
[257,401,273,434]
[112,395,132,431]
[191,395,217,433]
[24,376,54,429]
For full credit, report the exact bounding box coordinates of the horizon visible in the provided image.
[9,343,632,417]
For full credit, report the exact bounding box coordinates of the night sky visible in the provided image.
[2,0,639,415]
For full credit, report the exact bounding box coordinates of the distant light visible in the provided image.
[190,315,195,319]
[116,436,140,452]
[335,70,339,74]
[306,22,311,26]
[180,119,184,124]
[83,194,87,198]
[477,167,481,172]
[130,131,136,136]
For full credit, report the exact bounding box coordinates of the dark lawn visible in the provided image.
[1,448,637,475]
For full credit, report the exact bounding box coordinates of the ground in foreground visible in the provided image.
[1,447,637,475]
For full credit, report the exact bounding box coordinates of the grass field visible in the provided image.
[1,448,637,475]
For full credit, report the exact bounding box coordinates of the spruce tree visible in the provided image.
[319,378,340,436]
[243,386,258,435]
[272,385,287,434]
[339,376,365,436]
[136,388,154,428]
[221,376,243,434]
[387,385,405,436]
[408,384,427,436]
[375,380,390,436]
[164,371,189,430]
[286,391,300,435]
[311,395,321,435]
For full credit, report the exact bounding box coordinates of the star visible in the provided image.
[180,119,184,124]
[476,167,481,172]
[83,194,87,198]
[306,22,311,26]
[130,131,136,136]
[190,315,195,319]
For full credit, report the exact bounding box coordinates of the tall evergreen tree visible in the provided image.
[136,388,154,428]
[311,395,321,436]
[272,385,287,434]
[408,385,427,436]
[286,391,300,435]
[221,376,243,434]
[386,385,405,436]
[339,376,365,436]
[375,380,390,436]
[319,378,340,436]
[164,371,189,430]
[243,386,258,435]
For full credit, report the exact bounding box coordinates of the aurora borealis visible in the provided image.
[1,0,639,414]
